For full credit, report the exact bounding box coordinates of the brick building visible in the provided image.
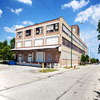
[12,16,87,67]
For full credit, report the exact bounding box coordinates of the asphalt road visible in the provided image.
[0,64,100,100]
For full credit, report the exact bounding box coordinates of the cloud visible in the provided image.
[7,36,13,40]
[80,30,99,59]
[75,4,100,24]
[80,30,98,43]
[16,0,32,6]
[22,21,34,25]
[80,30,99,50]
[62,0,89,11]
[0,9,3,17]
[4,20,34,33]
[10,8,23,15]
[4,25,24,33]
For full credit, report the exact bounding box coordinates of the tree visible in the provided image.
[96,59,99,63]
[1,46,10,60]
[81,54,86,64]
[90,58,98,64]
[97,20,100,33]
[97,20,100,53]
[0,39,15,61]
[10,38,15,49]
[0,42,3,49]
[85,55,89,63]
[0,42,3,60]
[2,40,7,47]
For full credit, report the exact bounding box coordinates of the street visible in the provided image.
[0,64,100,100]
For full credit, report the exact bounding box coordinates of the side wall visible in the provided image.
[59,17,87,67]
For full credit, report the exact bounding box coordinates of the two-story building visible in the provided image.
[12,16,87,67]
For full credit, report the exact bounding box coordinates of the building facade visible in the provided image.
[12,17,87,67]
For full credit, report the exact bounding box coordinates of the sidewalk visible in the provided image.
[0,64,92,91]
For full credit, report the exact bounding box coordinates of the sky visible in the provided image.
[0,0,100,60]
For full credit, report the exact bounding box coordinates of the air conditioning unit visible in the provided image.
[17,35,20,38]
[17,34,22,38]
[26,33,29,36]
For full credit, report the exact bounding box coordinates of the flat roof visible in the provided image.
[16,17,60,31]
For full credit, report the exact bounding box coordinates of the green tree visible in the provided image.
[97,20,100,33]
[0,42,3,49]
[96,59,99,63]
[85,55,89,63]
[10,38,15,49]
[81,54,86,64]
[2,40,7,47]
[0,42,3,60]
[1,46,10,60]
[97,20,100,53]
[90,58,97,63]
[0,39,15,61]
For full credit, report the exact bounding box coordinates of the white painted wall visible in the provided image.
[17,42,21,48]
[46,37,58,45]
[25,40,31,47]
[62,51,78,60]
[35,39,43,46]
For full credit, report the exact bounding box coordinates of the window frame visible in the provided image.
[25,29,31,36]
[17,31,22,38]
[47,23,59,33]
[36,27,43,35]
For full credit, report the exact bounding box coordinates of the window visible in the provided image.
[26,29,31,36]
[36,27,42,35]
[36,52,44,62]
[47,23,59,32]
[62,37,84,54]
[46,37,58,45]
[25,40,31,47]
[17,42,21,48]
[54,23,59,30]
[28,54,32,62]
[47,54,52,62]
[72,28,76,32]
[17,31,22,38]
[35,39,43,46]
[62,24,85,50]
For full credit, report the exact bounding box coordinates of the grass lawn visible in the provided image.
[40,68,58,73]
[64,66,73,69]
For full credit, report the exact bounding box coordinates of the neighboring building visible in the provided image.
[12,16,87,67]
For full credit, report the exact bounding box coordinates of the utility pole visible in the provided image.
[71,28,72,67]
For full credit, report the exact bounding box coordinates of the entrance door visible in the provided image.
[28,54,32,63]
[28,57,32,62]
[18,56,22,62]
[36,52,44,62]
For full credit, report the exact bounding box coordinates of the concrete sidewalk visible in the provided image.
[0,64,99,100]
[0,64,93,92]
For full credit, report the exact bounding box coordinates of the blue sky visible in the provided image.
[0,0,100,59]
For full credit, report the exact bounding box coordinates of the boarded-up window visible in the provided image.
[46,37,58,45]
[17,42,21,48]
[36,52,44,62]
[25,40,31,47]
[35,39,43,46]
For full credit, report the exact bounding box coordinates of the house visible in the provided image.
[12,16,87,67]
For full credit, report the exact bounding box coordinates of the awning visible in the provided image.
[11,45,60,51]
